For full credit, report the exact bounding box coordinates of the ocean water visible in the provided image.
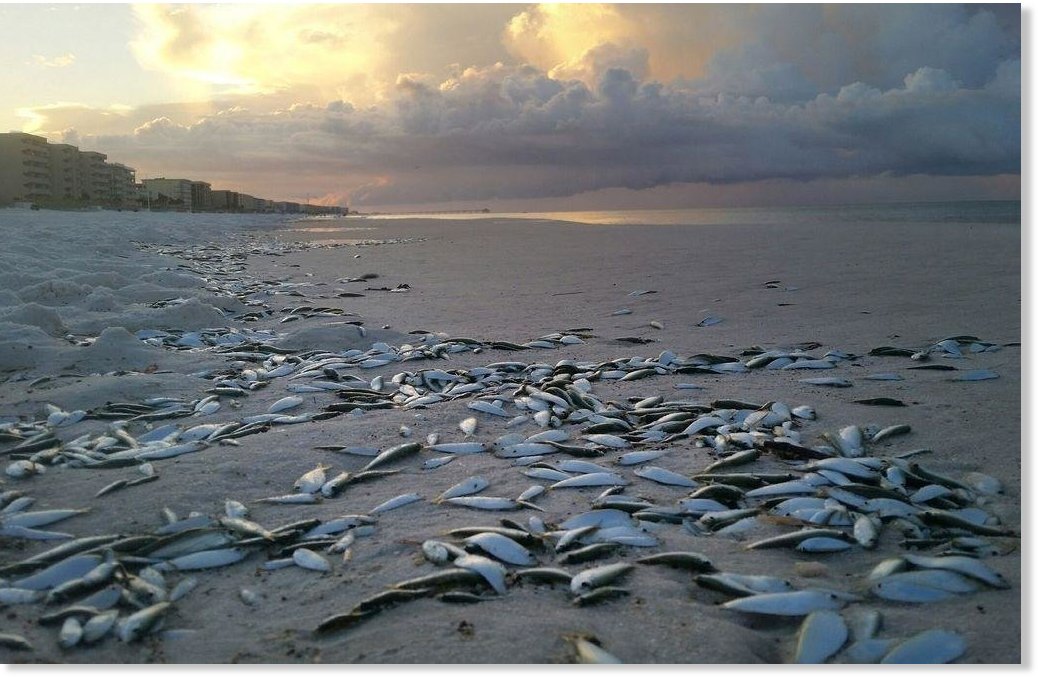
[344,200,1020,227]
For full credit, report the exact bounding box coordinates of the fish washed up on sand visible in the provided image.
[0,209,1020,663]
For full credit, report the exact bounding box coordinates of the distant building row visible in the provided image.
[0,132,346,215]
[139,177,344,215]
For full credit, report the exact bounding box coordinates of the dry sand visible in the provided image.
[0,210,1021,664]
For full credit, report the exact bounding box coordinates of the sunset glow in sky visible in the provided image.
[0,3,1021,210]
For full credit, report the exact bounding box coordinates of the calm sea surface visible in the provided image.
[342,201,1020,227]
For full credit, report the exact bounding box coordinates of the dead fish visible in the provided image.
[118,602,171,643]
[422,455,456,470]
[294,464,331,493]
[635,551,715,572]
[0,633,33,651]
[616,450,667,466]
[256,493,320,505]
[268,396,304,413]
[853,398,907,407]
[552,473,628,489]
[951,369,998,382]
[880,629,966,664]
[799,378,853,387]
[721,590,844,616]
[872,424,911,443]
[793,610,848,663]
[82,609,119,644]
[362,442,422,472]
[437,476,490,502]
[901,554,1010,589]
[293,548,332,572]
[572,586,630,606]
[444,496,519,511]
[59,617,83,648]
[581,434,630,449]
[464,532,536,566]
[453,554,508,594]
[568,634,622,664]
[570,562,634,594]
[161,548,249,571]
[460,417,478,436]
[633,466,698,487]
[369,493,422,515]
[422,540,465,565]
[428,442,486,455]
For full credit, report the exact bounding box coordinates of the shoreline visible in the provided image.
[0,208,1021,663]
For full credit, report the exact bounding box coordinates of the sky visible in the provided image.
[0,3,1021,211]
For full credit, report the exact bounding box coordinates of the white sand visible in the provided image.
[0,208,1020,663]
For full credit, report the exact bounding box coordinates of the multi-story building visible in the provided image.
[274,201,302,214]
[0,132,52,205]
[107,163,136,209]
[190,181,212,212]
[142,178,193,210]
[48,143,81,203]
[77,151,109,203]
[210,189,241,212]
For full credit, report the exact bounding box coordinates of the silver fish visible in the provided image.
[82,610,119,644]
[464,532,536,566]
[294,464,331,494]
[369,493,422,515]
[793,610,848,663]
[428,442,487,455]
[118,602,171,643]
[437,476,490,502]
[454,554,508,594]
[633,466,697,487]
[721,590,844,616]
[293,548,331,572]
[570,562,633,594]
[552,472,628,489]
[444,496,519,511]
[880,629,966,664]
[161,548,248,572]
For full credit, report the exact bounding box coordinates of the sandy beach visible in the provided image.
[0,207,1020,664]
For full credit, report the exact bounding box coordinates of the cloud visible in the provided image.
[20,4,1017,208]
[31,53,76,68]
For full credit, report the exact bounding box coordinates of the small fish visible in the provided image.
[464,532,536,566]
[293,548,332,572]
[293,464,331,494]
[459,417,478,436]
[633,466,698,487]
[951,369,998,382]
[453,554,508,594]
[880,629,966,664]
[552,472,628,489]
[369,493,422,515]
[437,476,490,502]
[444,496,519,511]
[268,396,304,413]
[118,602,171,642]
[570,562,634,594]
[793,610,848,663]
[568,634,622,663]
[422,455,456,470]
[721,590,844,616]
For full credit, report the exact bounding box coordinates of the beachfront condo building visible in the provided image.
[191,181,212,211]
[0,131,137,208]
[0,132,52,205]
[142,178,194,211]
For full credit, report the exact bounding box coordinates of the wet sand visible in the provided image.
[0,212,1020,663]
